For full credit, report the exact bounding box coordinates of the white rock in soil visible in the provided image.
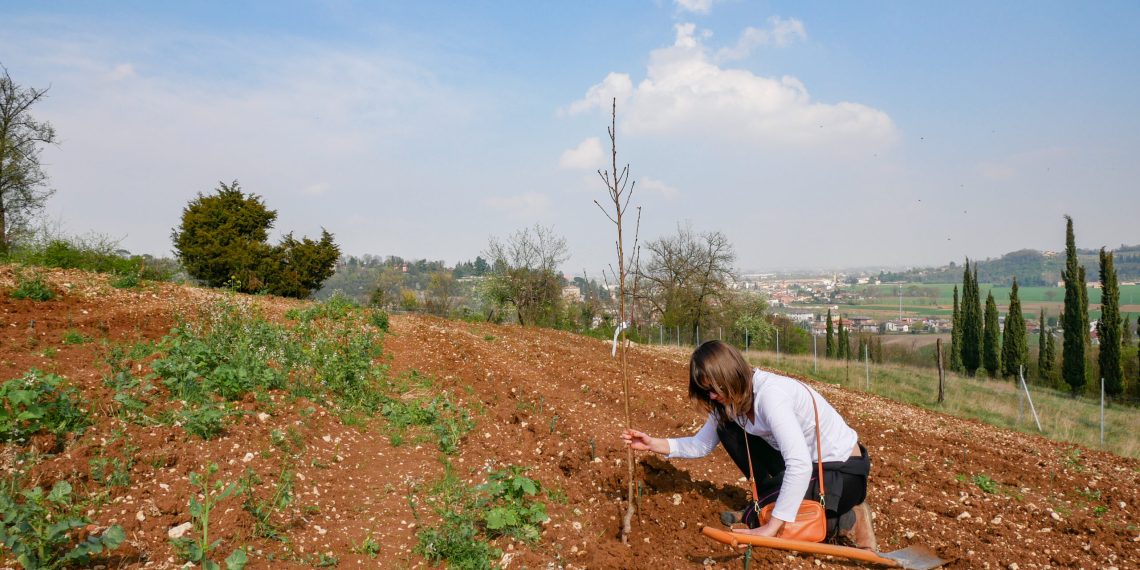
[136,511,145,522]
[956,511,971,521]
[990,516,1002,525]
[672,493,682,506]
[242,452,255,463]
[256,412,270,422]
[1050,512,1061,521]
[1008,563,1019,570]
[168,522,193,539]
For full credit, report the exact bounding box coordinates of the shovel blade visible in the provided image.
[879,545,952,570]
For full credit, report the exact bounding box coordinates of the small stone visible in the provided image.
[1008,563,1019,570]
[168,522,193,540]
[242,452,255,463]
[322,435,332,442]
[905,531,915,539]
[990,516,1003,525]
[159,483,170,491]
[136,511,145,522]
[572,522,582,531]
[1050,512,1061,521]
[672,493,682,506]
[256,412,270,422]
[570,546,578,554]
[956,511,971,521]
[315,525,327,535]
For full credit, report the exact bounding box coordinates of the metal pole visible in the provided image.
[1019,366,1042,432]
[1100,377,1105,445]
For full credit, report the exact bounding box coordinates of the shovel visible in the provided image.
[702,526,952,569]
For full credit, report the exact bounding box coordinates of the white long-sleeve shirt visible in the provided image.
[666,369,859,523]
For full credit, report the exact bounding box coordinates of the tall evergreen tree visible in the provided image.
[1097,248,1123,397]
[1001,279,1028,379]
[1045,331,1057,382]
[961,261,983,376]
[1122,315,1133,347]
[837,316,848,359]
[825,310,835,358]
[1061,215,1087,395]
[983,291,1001,377]
[1038,308,1049,380]
[950,285,963,372]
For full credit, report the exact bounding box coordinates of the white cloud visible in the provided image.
[567,22,896,150]
[107,63,136,80]
[302,182,331,196]
[715,17,807,62]
[675,0,715,15]
[484,192,551,219]
[561,72,632,116]
[559,137,605,170]
[638,176,679,199]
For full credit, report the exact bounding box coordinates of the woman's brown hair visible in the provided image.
[688,340,754,423]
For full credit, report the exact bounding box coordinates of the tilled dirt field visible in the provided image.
[1,266,1138,569]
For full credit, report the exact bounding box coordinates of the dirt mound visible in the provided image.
[1,266,1138,569]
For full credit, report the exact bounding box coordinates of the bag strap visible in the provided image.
[741,379,826,515]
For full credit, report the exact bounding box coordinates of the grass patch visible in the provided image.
[379,371,474,454]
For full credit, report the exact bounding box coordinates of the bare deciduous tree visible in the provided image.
[484,224,569,326]
[637,223,737,339]
[0,65,57,254]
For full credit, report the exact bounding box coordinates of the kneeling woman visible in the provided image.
[622,340,876,549]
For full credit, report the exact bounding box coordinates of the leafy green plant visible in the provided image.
[168,403,237,440]
[0,370,91,445]
[972,474,999,494]
[477,466,548,543]
[0,479,125,569]
[110,272,140,289]
[239,466,294,542]
[369,308,390,332]
[88,439,138,488]
[413,464,548,569]
[10,272,54,301]
[352,533,380,558]
[60,330,92,345]
[380,389,473,454]
[171,463,247,570]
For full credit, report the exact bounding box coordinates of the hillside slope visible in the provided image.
[1,266,1137,569]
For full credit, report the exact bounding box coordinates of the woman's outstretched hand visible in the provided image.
[621,429,669,455]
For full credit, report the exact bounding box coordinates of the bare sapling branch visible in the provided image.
[594,97,642,544]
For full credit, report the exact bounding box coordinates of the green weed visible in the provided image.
[0,478,125,569]
[60,330,92,345]
[352,533,381,558]
[10,272,54,301]
[170,463,248,570]
[413,464,549,569]
[0,370,91,446]
[971,474,999,494]
[239,466,295,542]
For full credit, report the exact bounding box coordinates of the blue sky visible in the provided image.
[3,0,1138,272]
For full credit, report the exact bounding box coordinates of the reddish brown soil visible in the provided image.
[1,265,1138,569]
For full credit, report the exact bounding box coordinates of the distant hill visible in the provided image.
[879,244,1140,285]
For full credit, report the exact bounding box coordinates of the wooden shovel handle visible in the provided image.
[701,526,902,567]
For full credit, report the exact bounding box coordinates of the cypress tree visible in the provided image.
[983,291,1001,377]
[1001,279,1028,379]
[1122,315,1133,347]
[1097,248,1123,397]
[1038,308,1049,380]
[961,261,983,376]
[1061,215,1087,395]
[825,310,835,358]
[837,316,848,359]
[1045,331,1057,382]
[950,285,963,372]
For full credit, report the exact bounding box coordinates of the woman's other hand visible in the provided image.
[621,429,669,455]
